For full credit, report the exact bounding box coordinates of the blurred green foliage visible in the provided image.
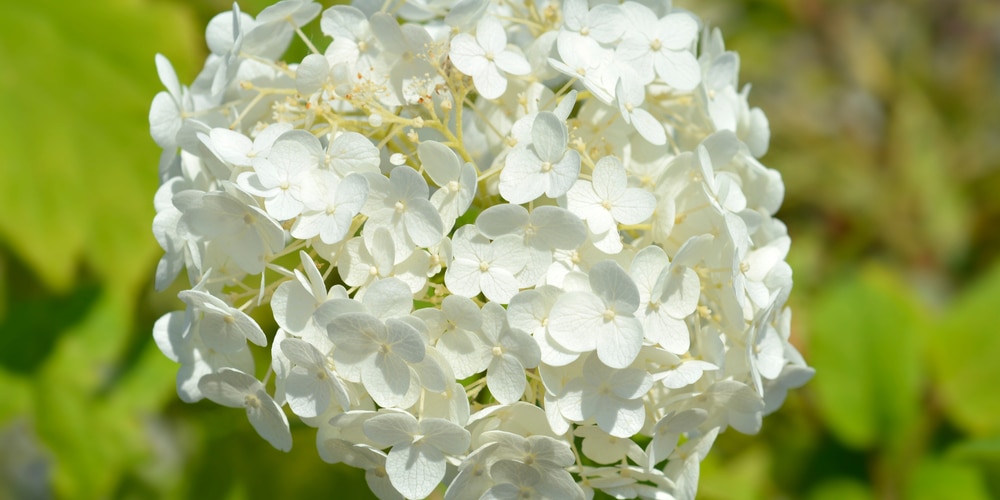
[1,0,999,498]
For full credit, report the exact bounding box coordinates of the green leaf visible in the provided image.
[33,292,134,498]
[807,478,874,500]
[930,260,1000,435]
[0,282,100,374]
[809,265,926,450]
[905,458,991,500]
[32,290,171,499]
[0,369,31,424]
[946,437,1000,462]
[946,438,1000,498]
[0,0,199,293]
[699,445,772,500]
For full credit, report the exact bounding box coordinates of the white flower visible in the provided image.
[363,166,445,257]
[445,225,527,304]
[178,289,268,353]
[199,368,292,452]
[152,311,255,403]
[321,5,379,68]
[291,171,369,244]
[205,123,292,168]
[615,75,666,146]
[615,5,701,91]
[271,251,347,352]
[149,54,191,149]
[482,460,581,500]
[328,312,426,408]
[363,411,471,499]
[415,294,487,379]
[476,204,586,287]
[480,302,541,404]
[338,230,430,294]
[560,353,653,437]
[498,112,581,204]
[566,156,655,253]
[418,140,477,230]
[281,337,351,418]
[547,260,645,369]
[173,188,285,275]
[450,16,531,100]
[508,286,578,367]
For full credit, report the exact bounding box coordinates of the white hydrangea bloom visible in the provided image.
[450,16,531,100]
[150,1,810,497]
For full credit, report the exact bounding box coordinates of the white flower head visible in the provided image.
[151,1,806,497]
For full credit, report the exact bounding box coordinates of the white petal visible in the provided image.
[418,141,461,188]
[547,292,604,352]
[610,188,656,225]
[480,269,520,304]
[449,34,487,76]
[476,204,529,238]
[655,50,701,92]
[364,411,418,446]
[630,108,666,146]
[531,112,568,163]
[488,355,527,404]
[589,260,640,311]
[529,206,586,251]
[386,444,446,500]
[596,316,643,369]
[475,16,507,54]
[445,259,484,298]
[656,14,698,51]
[198,368,260,407]
[494,51,531,76]
[662,265,701,318]
[365,353,411,406]
[420,418,471,455]
[403,199,445,247]
[474,62,507,100]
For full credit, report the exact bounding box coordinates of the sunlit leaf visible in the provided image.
[809,265,926,450]
[0,369,31,424]
[0,0,199,293]
[931,260,1000,435]
[807,478,873,500]
[947,437,1000,462]
[906,458,991,500]
[33,292,135,498]
[699,445,771,500]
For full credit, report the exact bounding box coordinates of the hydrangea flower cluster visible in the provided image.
[150,0,813,498]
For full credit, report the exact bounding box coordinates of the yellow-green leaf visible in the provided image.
[809,265,926,450]
[931,260,1000,435]
[906,458,991,500]
[0,0,199,293]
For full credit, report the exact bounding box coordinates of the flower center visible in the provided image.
[244,394,261,409]
[602,308,616,321]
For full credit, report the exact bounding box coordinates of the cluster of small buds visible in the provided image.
[150,0,813,498]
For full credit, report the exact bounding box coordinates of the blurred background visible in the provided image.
[2,0,999,498]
